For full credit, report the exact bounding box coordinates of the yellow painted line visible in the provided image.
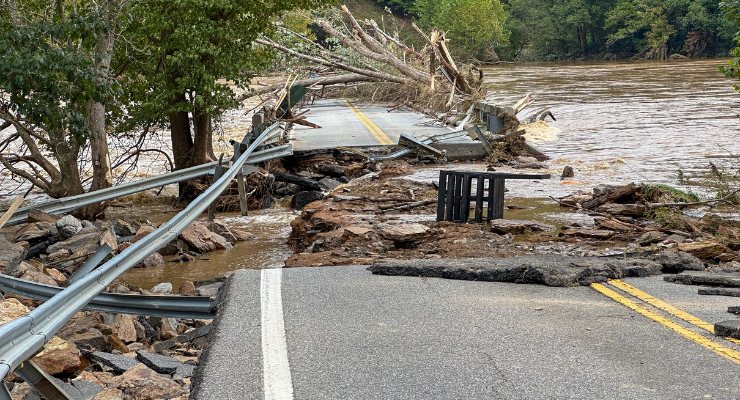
[591,283,740,364]
[609,279,740,345]
[345,100,395,145]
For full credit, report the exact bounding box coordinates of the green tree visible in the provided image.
[117,0,332,193]
[416,0,509,61]
[721,0,740,91]
[0,0,124,211]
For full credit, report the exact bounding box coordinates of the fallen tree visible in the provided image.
[241,6,486,123]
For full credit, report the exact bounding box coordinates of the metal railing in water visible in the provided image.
[0,123,282,399]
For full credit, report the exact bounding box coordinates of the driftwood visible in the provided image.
[379,199,436,213]
[581,183,638,209]
[246,6,483,116]
[272,172,322,191]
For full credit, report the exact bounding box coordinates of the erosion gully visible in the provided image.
[122,59,739,290]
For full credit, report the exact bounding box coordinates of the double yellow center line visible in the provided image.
[345,100,395,146]
[592,280,740,364]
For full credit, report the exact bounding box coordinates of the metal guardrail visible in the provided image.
[371,130,467,161]
[0,274,215,320]
[4,143,293,226]
[0,123,280,398]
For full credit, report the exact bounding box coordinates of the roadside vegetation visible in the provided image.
[374,0,737,61]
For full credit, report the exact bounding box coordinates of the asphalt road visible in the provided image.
[193,266,740,400]
[289,99,465,151]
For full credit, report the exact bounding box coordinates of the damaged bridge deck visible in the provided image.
[289,99,484,159]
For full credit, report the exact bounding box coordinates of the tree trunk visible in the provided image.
[48,137,84,198]
[577,26,587,56]
[192,108,213,165]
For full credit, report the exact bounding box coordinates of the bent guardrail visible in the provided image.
[0,123,281,398]
[0,274,215,319]
[4,143,293,226]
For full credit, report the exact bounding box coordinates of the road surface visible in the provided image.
[193,267,740,400]
[289,99,465,151]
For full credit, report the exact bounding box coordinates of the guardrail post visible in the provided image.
[237,172,249,216]
[208,164,225,222]
[16,361,72,400]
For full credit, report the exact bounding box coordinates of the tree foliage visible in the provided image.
[415,0,508,61]
[720,0,740,91]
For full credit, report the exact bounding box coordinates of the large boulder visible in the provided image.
[179,221,231,253]
[651,250,705,273]
[57,215,83,239]
[33,336,82,375]
[490,219,555,235]
[0,235,26,273]
[112,363,184,400]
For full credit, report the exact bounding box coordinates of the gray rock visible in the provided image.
[561,166,574,179]
[196,282,223,298]
[368,255,663,287]
[0,237,27,273]
[151,282,173,294]
[111,218,137,237]
[153,324,213,352]
[88,351,138,374]
[66,328,110,352]
[173,363,196,380]
[57,215,83,239]
[714,320,740,339]
[490,219,555,235]
[135,351,184,375]
[291,191,324,209]
[318,178,342,191]
[652,251,705,273]
[729,306,740,315]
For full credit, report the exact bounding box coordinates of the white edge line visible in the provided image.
[261,268,294,400]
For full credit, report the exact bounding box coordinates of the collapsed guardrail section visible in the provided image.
[0,123,283,399]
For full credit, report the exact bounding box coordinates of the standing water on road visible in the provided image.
[484,60,739,193]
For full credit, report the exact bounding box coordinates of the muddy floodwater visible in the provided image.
[485,59,739,193]
[121,209,297,290]
[123,59,739,288]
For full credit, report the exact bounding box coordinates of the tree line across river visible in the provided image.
[379,0,739,62]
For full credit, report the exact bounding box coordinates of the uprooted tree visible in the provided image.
[243,6,488,124]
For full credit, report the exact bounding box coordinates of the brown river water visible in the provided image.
[122,59,739,289]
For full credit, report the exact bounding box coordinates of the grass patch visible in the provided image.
[641,183,700,203]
